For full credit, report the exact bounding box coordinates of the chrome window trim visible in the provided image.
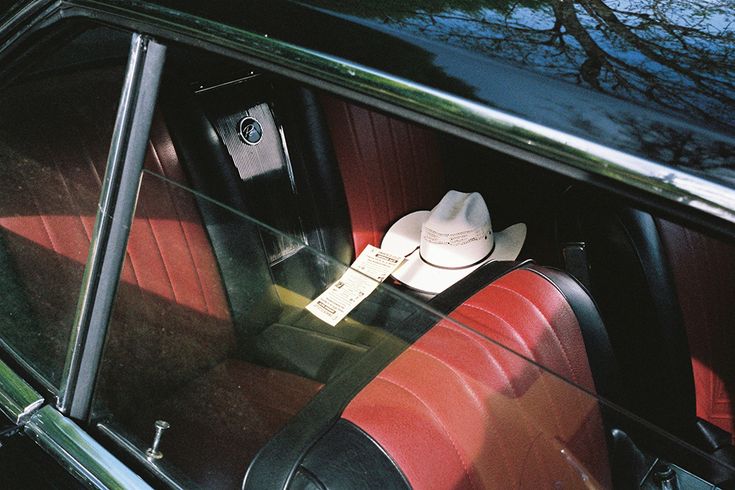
[5,3,732,227]
[0,337,58,396]
[96,423,189,490]
[25,405,152,489]
[0,357,44,425]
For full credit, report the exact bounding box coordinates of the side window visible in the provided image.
[82,40,735,490]
[90,170,417,487]
[87,48,422,487]
[0,26,129,388]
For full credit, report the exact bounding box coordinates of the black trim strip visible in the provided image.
[418,241,495,270]
[525,265,623,405]
[294,419,411,490]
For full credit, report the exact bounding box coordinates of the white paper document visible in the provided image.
[306,245,404,326]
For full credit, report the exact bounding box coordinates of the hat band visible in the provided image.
[418,241,496,270]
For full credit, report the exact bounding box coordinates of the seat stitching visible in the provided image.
[126,197,162,293]
[445,302,576,435]
[12,137,61,253]
[430,322,521,398]
[387,118,408,213]
[454,303,516,333]
[345,104,379,250]
[368,112,394,243]
[43,142,91,247]
[406,344,531,481]
[149,137,212,314]
[406,126,419,210]
[486,283,580,384]
[372,375,481,490]
[62,107,96,242]
[36,215,60,254]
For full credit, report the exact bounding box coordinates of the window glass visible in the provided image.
[91,169,735,488]
[90,169,422,487]
[0,26,129,388]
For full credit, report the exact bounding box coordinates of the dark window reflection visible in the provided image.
[310,0,735,129]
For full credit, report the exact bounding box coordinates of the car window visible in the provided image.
[87,167,734,489]
[89,168,419,487]
[1,12,734,489]
[0,26,129,389]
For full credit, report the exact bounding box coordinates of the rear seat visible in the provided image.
[0,67,124,385]
[657,218,735,443]
[98,112,327,476]
[0,66,239,400]
[0,67,324,488]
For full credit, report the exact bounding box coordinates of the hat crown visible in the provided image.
[420,191,493,268]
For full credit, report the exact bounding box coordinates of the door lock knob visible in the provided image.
[146,420,170,460]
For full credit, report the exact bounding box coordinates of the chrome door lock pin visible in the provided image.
[146,420,170,460]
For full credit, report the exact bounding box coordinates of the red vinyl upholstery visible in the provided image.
[343,269,612,489]
[125,114,231,322]
[320,95,445,255]
[658,218,735,441]
[0,68,130,382]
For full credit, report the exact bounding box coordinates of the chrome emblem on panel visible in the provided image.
[238,116,263,145]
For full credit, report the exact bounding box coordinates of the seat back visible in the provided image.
[656,218,735,443]
[0,67,236,402]
[288,264,616,489]
[97,113,237,420]
[320,95,446,255]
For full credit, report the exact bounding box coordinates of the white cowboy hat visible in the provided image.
[381,190,526,294]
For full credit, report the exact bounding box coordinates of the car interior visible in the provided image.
[1,24,735,489]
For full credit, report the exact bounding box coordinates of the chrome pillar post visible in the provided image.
[59,33,166,419]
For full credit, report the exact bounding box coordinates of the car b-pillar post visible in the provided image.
[59,34,167,420]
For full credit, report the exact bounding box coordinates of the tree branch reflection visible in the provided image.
[312,0,735,129]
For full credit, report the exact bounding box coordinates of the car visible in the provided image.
[0,0,734,488]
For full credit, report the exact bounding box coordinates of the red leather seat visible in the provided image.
[279,264,615,489]
[0,68,124,384]
[342,267,613,489]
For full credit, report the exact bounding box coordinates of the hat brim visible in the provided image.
[381,212,526,294]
